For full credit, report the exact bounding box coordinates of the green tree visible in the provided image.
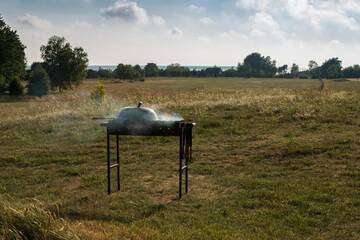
[0,15,26,93]
[290,63,299,78]
[308,60,320,78]
[222,68,238,77]
[28,64,50,97]
[40,36,88,91]
[133,65,144,80]
[86,69,99,79]
[114,64,144,80]
[343,65,360,78]
[238,53,277,77]
[0,74,5,92]
[114,64,131,79]
[144,63,159,77]
[98,68,113,78]
[277,65,288,77]
[165,64,190,77]
[8,77,24,96]
[320,58,342,79]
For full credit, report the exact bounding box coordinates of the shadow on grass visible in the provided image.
[56,199,177,224]
[60,209,133,224]
[0,95,31,103]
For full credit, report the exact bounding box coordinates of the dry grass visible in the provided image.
[0,195,79,240]
[1,78,360,239]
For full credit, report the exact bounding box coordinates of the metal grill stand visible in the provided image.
[106,121,194,199]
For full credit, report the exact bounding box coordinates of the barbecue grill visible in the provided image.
[103,103,195,199]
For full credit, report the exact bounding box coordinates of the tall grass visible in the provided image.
[0,195,80,240]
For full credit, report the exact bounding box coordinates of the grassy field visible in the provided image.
[1,77,360,239]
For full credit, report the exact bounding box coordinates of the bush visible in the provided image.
[28,65,50,97]
[91,82,105,103]
[8,78,24,96]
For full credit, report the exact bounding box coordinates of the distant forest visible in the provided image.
[87,53,360,81]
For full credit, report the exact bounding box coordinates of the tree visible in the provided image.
[8,77,24,96]
[86,69,100,79]
[114,64,143,80]
[71,47,88,85]
[290,63,299,78]
[277,65,288,77]
[0,15,26,93]
[343,65,360,78]
[98,68,113,78]
[320,58,342,79]
[308,60,320,79]
[308,60,318,71]
[133,65,144,79]
[222,68,238,77]
[205,66,222,77]
[238,53,277,77]
[28,64,50,97]
[165,64,190,77]
[40,36,88,91]
[144,63,159,77]
[0,74,5,92]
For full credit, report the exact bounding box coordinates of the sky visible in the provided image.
[1,0,360,68]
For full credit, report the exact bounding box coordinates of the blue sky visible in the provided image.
[1,0,360,68]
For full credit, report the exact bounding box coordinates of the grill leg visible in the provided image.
[179,127,184,199]
[116,135,120,191]
[185,127,189,194]
[107,131,111,194]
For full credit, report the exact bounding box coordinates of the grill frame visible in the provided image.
[105,120,195,199]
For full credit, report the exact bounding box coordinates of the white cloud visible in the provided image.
[236,0,360,32]
[328,0,360,13]
[170,27,183,36]
[200,17,213,25]
[101,0,166,27]
[249,12,279,30]
[188,4,205,13]
[151,15,166,26]
[17,14,51,30]
[248,12,284,39]
[198,36,211,43]
[218,30,249,40]
[236,0,269,11]
[101,0,149,24]
[283,0,360,31]
[329,39,342,46]
[73,21,92,29]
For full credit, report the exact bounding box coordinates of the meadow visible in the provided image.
[1,77,360,239]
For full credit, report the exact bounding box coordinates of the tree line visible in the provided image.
[2,13,360,97]
[0,15,88,97]
[88,53,360,80]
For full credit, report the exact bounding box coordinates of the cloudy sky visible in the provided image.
[1,0,360,68]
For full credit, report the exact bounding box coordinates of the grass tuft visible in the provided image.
[0,195,80,240]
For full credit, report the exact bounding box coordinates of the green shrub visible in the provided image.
[8,78,24,96]
[91,82,105,103]
[28,65,50,97]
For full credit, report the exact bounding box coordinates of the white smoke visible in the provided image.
[155,109,184,122]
